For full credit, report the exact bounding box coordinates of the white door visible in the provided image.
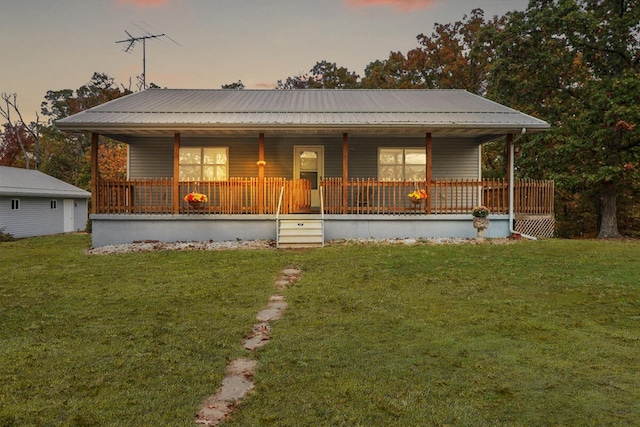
[63,199,74,232]
[293,146,324,208]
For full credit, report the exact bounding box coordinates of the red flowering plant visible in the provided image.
[184,192,208,203]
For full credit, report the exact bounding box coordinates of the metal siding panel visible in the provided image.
[0,197,64,238]
[129,138,174,178]
[432,140,479,179]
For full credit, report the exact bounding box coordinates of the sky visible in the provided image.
[1,0,528,124]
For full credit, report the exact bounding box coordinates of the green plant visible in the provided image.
[472,205,489,217]
[0,227,16,242]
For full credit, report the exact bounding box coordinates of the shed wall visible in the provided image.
[0,197,88,238]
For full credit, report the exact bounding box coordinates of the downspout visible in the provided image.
[509,128,537,240]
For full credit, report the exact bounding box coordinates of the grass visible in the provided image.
[1,235,639,426]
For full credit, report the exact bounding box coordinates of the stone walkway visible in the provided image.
[195,267,302,426]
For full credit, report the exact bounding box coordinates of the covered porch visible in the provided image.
[57,89,553,247]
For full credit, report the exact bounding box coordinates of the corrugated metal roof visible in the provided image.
[56,89,549,139]
[0,166,91,198]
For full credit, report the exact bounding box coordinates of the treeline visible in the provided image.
[1,1,638,238]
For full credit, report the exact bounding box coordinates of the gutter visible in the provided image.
[509,128,537,240]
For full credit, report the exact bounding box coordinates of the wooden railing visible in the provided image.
[95,177,311,214]
[322,178,553,215]
[95,177,553,216]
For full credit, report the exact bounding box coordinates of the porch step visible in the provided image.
[277,219,324,249]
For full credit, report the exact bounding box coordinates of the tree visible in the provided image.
[361,51,425,88]
[1,93,42,169]
[276,61,360,89]
[487,0,640,238]
[362,9,503,94]
[221,80,245,90]
[40,72,132,187]
[0,122,35,167]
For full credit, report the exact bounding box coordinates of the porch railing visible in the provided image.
[322,178,554,216]
[94,177,311,215]
[94,177,553,217]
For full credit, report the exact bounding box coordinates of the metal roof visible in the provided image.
[0,166,91,198]
[56,89,549,141]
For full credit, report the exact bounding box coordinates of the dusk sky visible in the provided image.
[1,0,528,123]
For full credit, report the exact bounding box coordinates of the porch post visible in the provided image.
[506,133,513,217]
[90,133,99,215]
[173,133,180,214]
[426,132,432,213]
[342,132,349,214]
[258,132,265,214]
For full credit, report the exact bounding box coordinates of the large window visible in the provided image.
[378,148,426,181]
[179,147,228,181]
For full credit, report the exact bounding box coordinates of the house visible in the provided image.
[56,89,553,248]
[0,166,91,238]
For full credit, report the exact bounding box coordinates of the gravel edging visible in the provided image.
[85,237,519,255]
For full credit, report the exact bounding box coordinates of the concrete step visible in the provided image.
[277,219,324,248]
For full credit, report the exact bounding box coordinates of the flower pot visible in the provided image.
[409,197,422,205]
[189,201,205,208]
[473,217,490,239]
[473,217,490,229]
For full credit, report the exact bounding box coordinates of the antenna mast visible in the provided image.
[116,31,166,89]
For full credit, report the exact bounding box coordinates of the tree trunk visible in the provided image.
[597,182,621,238]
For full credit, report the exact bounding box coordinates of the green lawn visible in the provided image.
[1,235,639,426]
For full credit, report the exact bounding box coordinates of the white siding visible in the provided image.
[1,197,63,238]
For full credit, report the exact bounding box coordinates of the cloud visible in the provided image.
[115,0,172,7]
[253,82,277,89]
[344,0,436,11]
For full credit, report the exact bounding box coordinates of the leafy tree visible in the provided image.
[276,61,359,89]
[0,122,35,167]
[40,72,132,187]
[362,9,503,94]
[0,93,42,169]
[361,51,425,88]
[488,0,640,238]
[221,80,245,90]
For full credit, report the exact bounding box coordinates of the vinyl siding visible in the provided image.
[1,197,63,238]
[128,136,480,180]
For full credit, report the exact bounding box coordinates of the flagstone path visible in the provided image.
[195,267,302,426]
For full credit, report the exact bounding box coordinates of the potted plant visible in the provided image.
[472,205,490,239]
[184,192,208,207]
[407,189,427,205]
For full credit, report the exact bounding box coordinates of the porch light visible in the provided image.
[256,160,267,166]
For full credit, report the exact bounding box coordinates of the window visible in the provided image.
[378,148,426,181]
[11,199,20,210]
[50,200,57,209]
[179,147,228,181]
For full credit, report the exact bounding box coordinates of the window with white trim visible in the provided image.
[11,199,20,210]
[378,148,426,181]
[50,200,57,209]
[179,147,228,181]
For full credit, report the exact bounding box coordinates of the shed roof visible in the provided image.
[56,89,549,142]
[0,166,91,198]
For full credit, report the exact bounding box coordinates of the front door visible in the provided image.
[293,146,324,208]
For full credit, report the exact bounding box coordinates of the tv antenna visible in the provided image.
[116,29,174,89]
